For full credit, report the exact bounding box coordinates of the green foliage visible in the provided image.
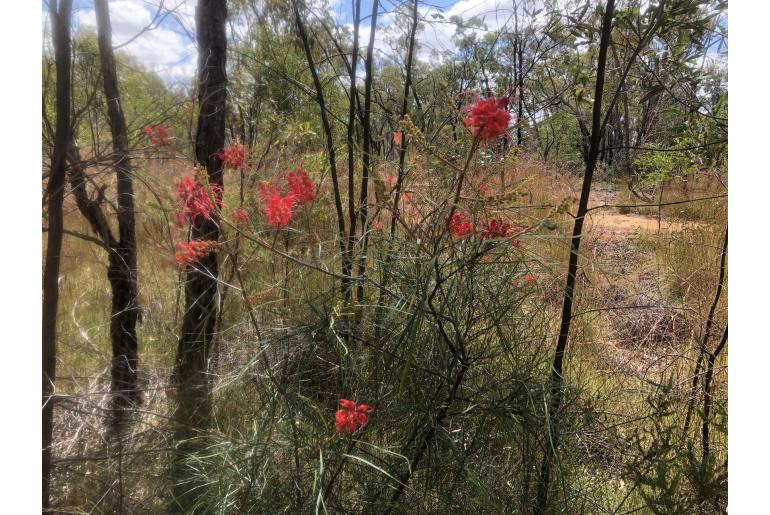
[633,148,693,187]
[46,0,729,512]
[623,379,727,514]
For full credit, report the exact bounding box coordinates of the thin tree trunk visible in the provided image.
[346,0,361,296]
[535,2,615,511]
[702,324,727,461]
[355,0,379,303]
[293,0,349,292]
[95,0,142,424]
[43,1,73,510]
[389,0,419,239]
[684,227,728,439]
[172,0,227,510]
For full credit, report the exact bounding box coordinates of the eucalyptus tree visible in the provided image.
[43,1,73,510]
[172,0,228,510]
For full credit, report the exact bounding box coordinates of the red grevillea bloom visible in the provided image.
[335,399,373,434]
[174,240,217,267]
[217,143,246,170]
[463,95,511,141]
[143,124,171,145]
[480,218,512,239]
[175,176,222,226]
[258,182,296,227]
[257,181,279,203]
[287,166,316,204]
[229,207,250,226]
[449,211,473,239]
[523,273,535,283]
[393,131,403,146]
[263,192,296,228]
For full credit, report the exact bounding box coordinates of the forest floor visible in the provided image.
[581,182,709,383]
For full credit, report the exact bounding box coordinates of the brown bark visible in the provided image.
[94,0,141,422]
[171,0,228,510]
[43,0,73,510]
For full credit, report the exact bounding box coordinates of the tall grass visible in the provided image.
[49,150,727,513]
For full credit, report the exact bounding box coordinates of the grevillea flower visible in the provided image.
[257,181,279,203]
[448,211,473,239]
[463,95,511,141]
[393,131,403,146]
[258,182,296,228]
[175,176,222,226]
[480,218,512,239]
[287,166,316,204]
[143,124,171,145]
[229,207,250,226]
[335,399,373,434]
[174,239,217,267]
[217,143,246,170]
[523,273,535,283]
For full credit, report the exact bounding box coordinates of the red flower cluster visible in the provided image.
[217,143,246,170]
[229,207,250,226]
[448,211,473,239]
[522,273,535,283]
[480,218,512,239]
[258,166,316,228]
[335,399,373,434]
[463,96,511,141]
[143,124,171,145]
[174,239,217,267]
[259,182,296,228]
[393,131,403,146]
[287,166,316,204]
[175,176,222,226]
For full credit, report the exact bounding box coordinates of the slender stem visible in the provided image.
[684,226,728,439]
[293,0,349,290]
[535,2,616,511]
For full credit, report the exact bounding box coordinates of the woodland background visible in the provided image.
[40,0,728,513]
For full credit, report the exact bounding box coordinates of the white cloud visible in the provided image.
[414,0,521,60]
[74,0,196,86]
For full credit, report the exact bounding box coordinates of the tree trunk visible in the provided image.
[43,0,73,510]
[355,0,379,303]
[345,0,361,295]
[535,1,615,511]
[95,0,141,423]
[684,227,728,440]
[702,324,727,462]
[172,0,227,510]
[293,0,349,292]
[389,0,419,239]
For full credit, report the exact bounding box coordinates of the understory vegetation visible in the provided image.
[42,0,727,513]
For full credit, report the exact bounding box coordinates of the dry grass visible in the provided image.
[49,149,727,513]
